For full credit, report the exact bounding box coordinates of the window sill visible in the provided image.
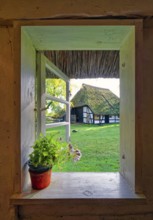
[11,172,146,206]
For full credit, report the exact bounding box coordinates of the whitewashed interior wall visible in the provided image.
[120,28,135,189]
[21,30,36,191]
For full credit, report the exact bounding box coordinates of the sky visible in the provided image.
[70,78,120,99]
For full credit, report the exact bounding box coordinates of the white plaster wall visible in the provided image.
[120,28,135,189]
[21,30,36,191]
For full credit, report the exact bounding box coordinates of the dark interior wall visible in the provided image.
[0,26,19,220]
[142,20,153,197]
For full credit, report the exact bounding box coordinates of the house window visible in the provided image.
[20,20,143,195]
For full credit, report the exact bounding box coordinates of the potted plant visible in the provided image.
[28,134,69,190]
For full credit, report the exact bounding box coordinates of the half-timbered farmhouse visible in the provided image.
[71,84,120,124]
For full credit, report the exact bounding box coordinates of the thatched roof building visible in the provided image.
[71,84,119,115]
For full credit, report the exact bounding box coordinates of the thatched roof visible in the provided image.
[71,84,119,115]
[44,51,119,79]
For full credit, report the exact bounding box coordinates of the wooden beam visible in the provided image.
[1,1,153,20]
[0,25,18,220]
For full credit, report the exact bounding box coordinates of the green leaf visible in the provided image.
[42,152,48,156]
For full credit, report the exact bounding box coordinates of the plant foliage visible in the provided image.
[29,134,70,169]
[46,78,66,118]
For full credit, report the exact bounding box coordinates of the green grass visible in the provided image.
[47,123,120,172]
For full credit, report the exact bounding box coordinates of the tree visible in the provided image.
[46,78,66,120]
[46,78,66,99]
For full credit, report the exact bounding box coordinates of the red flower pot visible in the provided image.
[29,169,52,190]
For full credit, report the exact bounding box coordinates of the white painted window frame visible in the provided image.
[37,52,70,142]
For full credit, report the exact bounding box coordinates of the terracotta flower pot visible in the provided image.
[29,169,52,190]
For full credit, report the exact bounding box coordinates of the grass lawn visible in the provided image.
[47,123,120,172]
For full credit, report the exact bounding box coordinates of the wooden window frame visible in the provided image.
[16,19,143,195]
[36,52,70,141]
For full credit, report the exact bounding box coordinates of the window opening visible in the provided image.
[21,24,138,192]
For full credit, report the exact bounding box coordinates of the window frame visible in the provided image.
[36,52,70,142]
[17,19,143,195]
